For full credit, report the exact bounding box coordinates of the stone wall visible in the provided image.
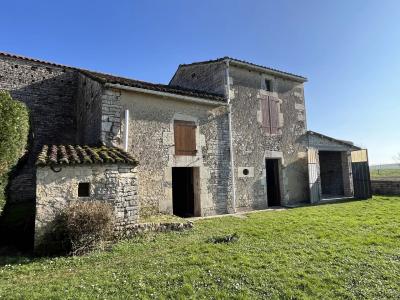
[170,61,227,95]
[307,133,352,151]
[341,151,354,197]
[99,88,232,217]
[76,74,103,145]
[35,163,138,250]
[0,55,78,202]
[371,180,400,195]
[101,88,123,146]
[169,62,310,207]
[229,66,309,207]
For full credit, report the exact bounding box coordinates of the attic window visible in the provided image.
[265,79,272,92]
[78,182,90,197]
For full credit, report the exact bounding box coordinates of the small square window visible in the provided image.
[265,79,272,92]
[78,182,90,197]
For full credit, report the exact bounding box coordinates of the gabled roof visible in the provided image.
[36,145,138,166]
[307,131,360,150]
[179,56,307,82]
[0,52,226,103]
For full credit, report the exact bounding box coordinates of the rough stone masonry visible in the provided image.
[0,52,369,225]
[34,145,139,250]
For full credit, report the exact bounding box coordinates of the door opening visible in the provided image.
[266,159,281,206]
[319,151,344,198]
[172,167,200,217]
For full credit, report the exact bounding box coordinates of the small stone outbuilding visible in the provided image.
[34,145,138,250]
[306,131,371,202]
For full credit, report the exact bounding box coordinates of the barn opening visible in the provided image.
[319,151,344,198]
[172,167,200,217]
[266,159,281,206]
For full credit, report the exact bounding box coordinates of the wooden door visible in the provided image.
[351,150,372,199]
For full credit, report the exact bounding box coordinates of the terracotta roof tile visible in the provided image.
[36,145,138,166]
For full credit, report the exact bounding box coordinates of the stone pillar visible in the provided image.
[101,89,123,147]
[341,151,354,197]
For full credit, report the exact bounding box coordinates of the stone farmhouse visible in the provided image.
[0,53,371,247]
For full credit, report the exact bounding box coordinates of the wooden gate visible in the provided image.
[351,149,372,199]
[308,148,321,203]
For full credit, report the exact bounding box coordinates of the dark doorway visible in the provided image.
[319,151,344,197]
[172,167,200,217]
[266,159,281,206]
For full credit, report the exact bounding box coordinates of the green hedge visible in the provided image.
[0,91,29,210]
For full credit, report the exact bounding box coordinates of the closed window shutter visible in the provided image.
[174,121,197,155]
[269,96,280,134]
[261,96,280,134]
[261,97,271,134]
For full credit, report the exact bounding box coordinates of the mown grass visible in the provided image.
[370,168,400,180]
[139,213,186,224]
[1,196,400,299]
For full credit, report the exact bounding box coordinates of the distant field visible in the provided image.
[370,168,400,180]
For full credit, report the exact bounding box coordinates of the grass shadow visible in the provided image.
[284,197,370,209]
[0,201,35,258]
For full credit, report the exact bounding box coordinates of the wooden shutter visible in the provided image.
[261,97,271,134]
[269,96,280,134]
[174,120,197,156]
[261,96,280,134]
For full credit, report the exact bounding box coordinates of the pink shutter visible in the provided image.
[261,97,271,134]
[269,96,279,134]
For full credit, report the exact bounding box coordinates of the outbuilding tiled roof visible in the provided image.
[80,70,226,102]
[36,145,138,166]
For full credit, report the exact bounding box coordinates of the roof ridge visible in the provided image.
[0,51,226,102]
[0,51,75,70]
[179,56,307,81]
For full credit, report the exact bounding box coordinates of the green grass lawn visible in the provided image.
[1,196,400,299]
[370,168,400,180]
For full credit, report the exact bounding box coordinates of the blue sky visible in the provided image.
[1,0,399,164]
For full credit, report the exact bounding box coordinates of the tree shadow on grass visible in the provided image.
[0,201,35,263]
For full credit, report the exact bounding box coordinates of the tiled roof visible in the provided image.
[36,145,138,166]
[0,52,226,103]
[179,56,307,82]
[80,70,226,102]
[0,51,72,69]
